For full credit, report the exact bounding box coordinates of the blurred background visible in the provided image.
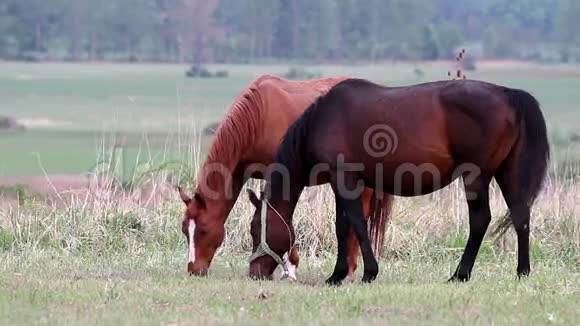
[0,2,579,323]
[0,0,579,200]
[0,0,579,197]
[1,0,580,63]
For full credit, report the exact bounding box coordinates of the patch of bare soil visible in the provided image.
[0,174,176,211]
[17,118,72,128]
[0,174,106,194]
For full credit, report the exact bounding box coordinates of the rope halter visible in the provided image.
[248,198,290,274]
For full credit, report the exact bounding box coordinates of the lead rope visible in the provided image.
[248,198,293,274]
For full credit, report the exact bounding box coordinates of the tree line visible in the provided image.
[0,0,579,63]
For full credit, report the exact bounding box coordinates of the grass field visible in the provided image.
[1,250,578,325]
[0,61,579,325]
[1,61,580,174]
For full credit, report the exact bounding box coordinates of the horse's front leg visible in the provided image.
[325,197,350,285]
[344,188,383,282]
[340,197,379,283]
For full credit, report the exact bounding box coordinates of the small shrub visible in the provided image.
[0,184,34,208]
[445,232,466,249]
[106,213,144,234]
[0,228,16,250]
[185,65,229,78]
[214,70,229,78]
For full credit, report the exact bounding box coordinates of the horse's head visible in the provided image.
[246,189,294,280]
[179,187,225,276]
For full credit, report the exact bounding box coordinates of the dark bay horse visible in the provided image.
[178,75,393,280]
[248,78,549,284]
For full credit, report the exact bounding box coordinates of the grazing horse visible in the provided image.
[178,75,393,280]
[247,78,549,284]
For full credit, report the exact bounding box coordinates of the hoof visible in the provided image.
[447,274,469,283]
[325,275,345,286]
[361,264,378,284]
[361,273,377,283]
[517,268,530,280]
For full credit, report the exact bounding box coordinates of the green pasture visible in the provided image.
[0,62,579,325]
[1,62,580,175]
[1,249,578,325]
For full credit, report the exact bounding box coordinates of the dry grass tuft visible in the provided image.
[0,133,578,264]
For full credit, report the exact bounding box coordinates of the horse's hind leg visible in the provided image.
[326,197,351,285]
[495,168,531,278]
[509,204,531,278]
[344,189,373,281]
[449,175,492,282]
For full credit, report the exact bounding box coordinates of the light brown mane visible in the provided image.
[194,74,350,197]
[194,75,271,195]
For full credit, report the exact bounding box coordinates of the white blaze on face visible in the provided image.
[187,220,196,264]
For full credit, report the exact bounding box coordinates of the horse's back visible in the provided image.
[256,74,349,114]
[306,79,520,182]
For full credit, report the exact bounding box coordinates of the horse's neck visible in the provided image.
[269,171,304,223]
[270,191,301,226]
[196,160,245,220]
[195,87,263,219]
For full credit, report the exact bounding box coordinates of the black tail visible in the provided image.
[492,88,550,237]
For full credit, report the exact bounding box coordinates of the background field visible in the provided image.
[0,62,579,325]
[1,62,580,175]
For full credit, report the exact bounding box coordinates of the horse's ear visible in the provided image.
[194,192,206,209]
[246,189,261,208]
[177,187,191,206]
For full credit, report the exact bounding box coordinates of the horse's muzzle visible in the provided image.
[188,262,208,276]
[248,256,277,280]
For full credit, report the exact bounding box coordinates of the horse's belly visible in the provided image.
[362,160,457,196]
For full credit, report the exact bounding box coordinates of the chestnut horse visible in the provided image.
[178,75,393,280]
[248,78,549,284]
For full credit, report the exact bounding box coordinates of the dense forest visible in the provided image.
[0,0,579,63]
